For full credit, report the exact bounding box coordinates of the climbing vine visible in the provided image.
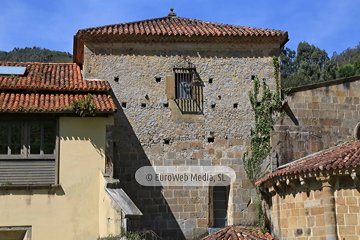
[243,56,286,228]
[71,94,97,117]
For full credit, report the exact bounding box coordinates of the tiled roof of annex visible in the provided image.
[0,62,116,113]
[256,140,360,185]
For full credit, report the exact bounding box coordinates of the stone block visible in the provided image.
[310,207,324,216]
[196,218,208,227]
[189,141,204,149]
[345,196,357,205]
[190,190,199,197]
[319,118,341,127]
[186,159,199,166]
[227,152,234,158]
[176,142,190,150]
[228,139,243,146]
[177,197,188,204]
[214,138,227,146]
[337,213,344,225]
[345,213,357,225]
[312,226,325,236]
[315,215,325,226]
[307,102,319,110]
[184,204,196,212]
[307,216,315,227]
[197,159,211,167]
[190,211,206,219]
[192,152,204,159]
[169,204,183,213]
[184,219,196,228]
[216,151,222,159]
[173,159,185,166]
[291,209,300,217]
[192,227,208,238]
[167,152,176,159]
[147,205,159,213]
[337,205,348,214]
[288,216,298,228]
[338,226,355,236]
[173,189,190,198]
[348,205,358,213]
[164,160,172,166]
[211,158,220,165]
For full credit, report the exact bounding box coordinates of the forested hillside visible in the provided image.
[281,42,360,88]
[0,47,72,63]
[1,44,359,89]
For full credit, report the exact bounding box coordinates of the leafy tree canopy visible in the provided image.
[281,42,337,88]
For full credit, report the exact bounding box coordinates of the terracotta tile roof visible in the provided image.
[0,92,116,113]
[0,62,116,114]
[0,62,111,92]
[74,12,288,65]
[77,16,287,38]
[256,140,360,185]
[201,226,273,240]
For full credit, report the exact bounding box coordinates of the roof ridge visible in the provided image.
[78,16,173,31]
[77,16,287,33]
[0,61,76,65]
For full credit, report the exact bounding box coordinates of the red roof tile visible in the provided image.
[256,140,360,185]
[0,62,111,92]
[0,62,116,114]
[77,16,287,39]
[201,226,273,240]
[0,92,116,113]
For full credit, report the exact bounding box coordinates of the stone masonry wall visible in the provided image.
[335,185,360,239]
[83,42,279,239]
[269,175,360,240]
[272,77,360,166]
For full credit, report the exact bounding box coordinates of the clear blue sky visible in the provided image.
[1,0,359,57]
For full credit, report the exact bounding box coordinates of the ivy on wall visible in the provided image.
[243,56,287,228]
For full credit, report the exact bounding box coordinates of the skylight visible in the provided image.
[0,66,26,75]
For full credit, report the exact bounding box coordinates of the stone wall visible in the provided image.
[83,42,280,239]
[272,76,360,166]
[335,186,360,239]
[268,174,360,240]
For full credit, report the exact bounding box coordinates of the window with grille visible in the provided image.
[173,62,204,114]
[0,121,57,186]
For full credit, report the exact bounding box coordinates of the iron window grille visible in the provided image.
[173,62,204,114]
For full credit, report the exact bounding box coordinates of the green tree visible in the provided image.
[332,42,360,67]
[337,59,360,78]
[281,42,336,88]
[280,47,296,82]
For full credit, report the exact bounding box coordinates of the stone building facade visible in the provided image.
[258,140,360,240]
[74,10,288,239]
[272,75,360,167]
